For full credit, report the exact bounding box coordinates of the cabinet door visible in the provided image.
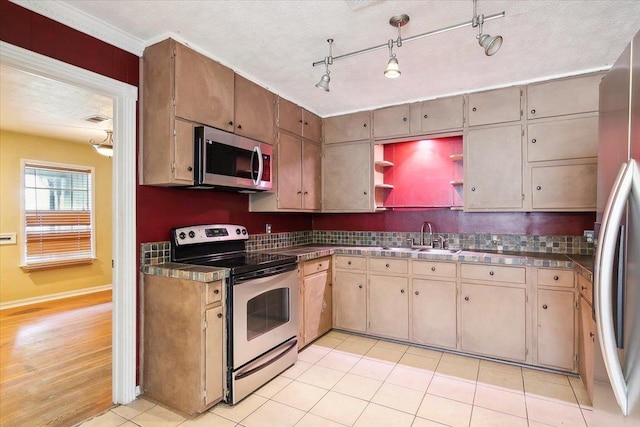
[277,97,302,136]
[302,141,321,210]
[412,279,457,349]
[277,133,302,209]
[323,142,372,211]
[421,96,465,133]
[468,87,521,126]
[461,283,527,361]
[578,295,595,401]
[302,109,322,143]
[333,271,367,332]
[527,116,598,162]
[369,275,409,340]
[234,74,275,144]
[205,305,223,406]
[324,111,371,144]
[527,73,602,119]
[303,271,332,343]
[465,125,523,210]
[531,163,597,210]
[373,105,411,139]
[174,119,196,184]
[174,41,234,132]
[537,290,575,371]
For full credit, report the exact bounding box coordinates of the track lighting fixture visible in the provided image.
[313,0,504,89]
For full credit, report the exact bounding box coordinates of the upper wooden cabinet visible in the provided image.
[373,104,411,139]
[277,97,322,142]
[323,141,372,211]
[527,73,603,119]
[530,163,597,211]
[527,116,599,162]
[234,75,275,144]
[419,96,465,133]
[468,87,522,126]
[324,111,371,144]
[141,38,234,186]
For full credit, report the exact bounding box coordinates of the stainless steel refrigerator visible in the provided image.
[594,29,640,425]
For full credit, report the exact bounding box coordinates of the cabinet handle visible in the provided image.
[304,121,309,125]
[531,109,536,115]
[489,271,495,276]
[581,285,587,290]
[590,332,595,338]
[364,191,368,195]
[403,117,407,122]
[431,266,436,272]
[237,124,242,129]
[348,261,352,265]
[542,304,548,309]
[464,296,470,301]
[415,291,420,295]
[318,264,323,269]
[385,263,390,268]
[217,313,223,318]
[363,123,367,128]
[299,119,303,123]
[424,114,429,119]
[187,166,193,172]
[471,187,476,192]
[358,284,363,289]
[297,191,302,194]
[401,289,405,293]
[228,121,233,126]
[531,139,537,144]
[536,186,542,190]
[304,191,308,195]
[553,275,559,281]
[214,289,220,294]
[472,107,477,112]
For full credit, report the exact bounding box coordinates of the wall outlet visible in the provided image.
[265,224,272,234]
[584,230,595,243]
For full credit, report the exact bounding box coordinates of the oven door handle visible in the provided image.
[235,338,297,380]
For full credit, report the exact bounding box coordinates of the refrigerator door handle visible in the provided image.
[595,159,639,416]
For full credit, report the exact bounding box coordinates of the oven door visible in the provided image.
[194,126,272,191]
[232,268,298,368]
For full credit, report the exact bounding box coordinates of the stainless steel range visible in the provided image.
[171,224,299,404]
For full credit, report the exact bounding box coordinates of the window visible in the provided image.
[22,161,95,270]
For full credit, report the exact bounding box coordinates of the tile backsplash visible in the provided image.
[140,230,593,268]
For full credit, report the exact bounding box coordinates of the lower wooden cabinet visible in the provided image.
[333,270,367,332]
[411,279,457,349]
[536,289,576,370]
[368,275,409,340]
[460,282,527,362]
[143,276,224,415]
[299,257,332,348]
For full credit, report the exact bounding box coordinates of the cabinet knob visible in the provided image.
[299,119,303,123]
[489,271,495,276]
[415,291,420,296]
[424,114,428,119]
[536,186,542,190]
[403,117,407,122]
[228,121,233,126]
[431,266,436,272]
[531,139,537,144]
[472,107,477,112]
[464,296,470,301]
[581,285,587,290]
[531,109,536,115]
[304,121,309,125]
[237,124,242,129]
[348,261,352,265]
[364,191,368,195]
[187,166,193,172]
[385,263,390,268]
[553,275,559,281]
[542,304,548,309]
[590,332,595,338]
[304,191,308,195]
[358,284,363,289]
[401,289,405,293]
[297,191,302,194]
[363,123,367,128]
[217,313,223,318]
[471,187,476,192]
[214,289,220,294]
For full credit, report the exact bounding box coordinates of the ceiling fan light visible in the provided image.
[479,33,503,56]
[94,144,113,157]
[315,73,330,91]
[384,56,401,78]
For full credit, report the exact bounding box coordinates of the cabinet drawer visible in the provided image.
[335,255,367,270]
[369,257,408,274]
[412,260,457,278]
[303,257,331,276]
[577,273,593,305]
[205,281,222,305]
[537,268,573,288]
[461,264,526,284]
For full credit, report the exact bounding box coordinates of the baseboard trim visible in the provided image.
[0,285,113,310]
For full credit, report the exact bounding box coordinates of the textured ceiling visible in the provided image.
[52,0,640,117]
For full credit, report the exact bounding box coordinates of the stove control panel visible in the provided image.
[172,224,248,245]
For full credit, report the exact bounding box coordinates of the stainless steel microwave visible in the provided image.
[193,126,272,192]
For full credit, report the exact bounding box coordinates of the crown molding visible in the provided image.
[11,0,145,56]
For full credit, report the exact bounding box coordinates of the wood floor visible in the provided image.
[0,291,113,427]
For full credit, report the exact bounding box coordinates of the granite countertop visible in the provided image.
[143,262,229,283]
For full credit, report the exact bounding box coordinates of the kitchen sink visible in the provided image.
[412,248,461,255]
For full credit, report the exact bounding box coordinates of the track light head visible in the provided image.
[384,56,401,78]
[478,33,503,56]
[315,73,330,91]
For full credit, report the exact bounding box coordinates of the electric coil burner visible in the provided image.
[171,224,299,404]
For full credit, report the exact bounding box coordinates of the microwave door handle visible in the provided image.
[195,136,205,184]
[252,145,263,185]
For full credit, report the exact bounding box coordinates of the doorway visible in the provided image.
[0,41,138,404]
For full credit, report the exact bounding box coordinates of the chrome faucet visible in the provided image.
[420,222,433,248]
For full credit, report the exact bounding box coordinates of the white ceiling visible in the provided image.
[2,0,640,143]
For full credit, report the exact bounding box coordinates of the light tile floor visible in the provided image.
[78,331,592,427]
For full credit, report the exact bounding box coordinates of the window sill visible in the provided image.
[20,258,95,272]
